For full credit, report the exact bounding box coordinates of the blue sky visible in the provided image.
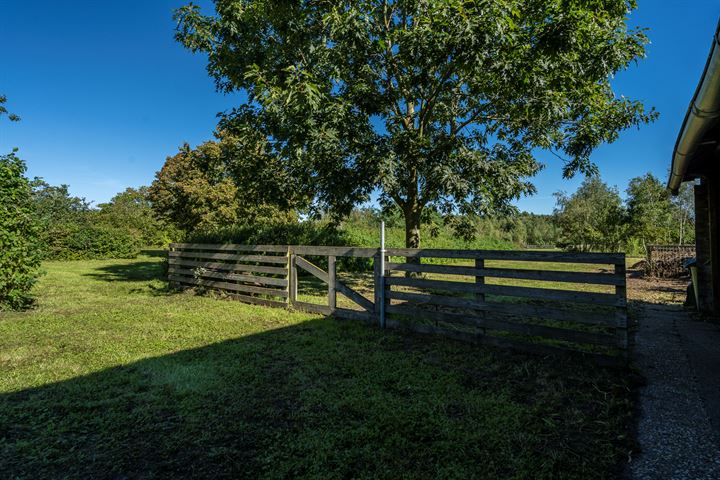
[1,0,719,214]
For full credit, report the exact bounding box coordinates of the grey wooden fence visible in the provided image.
[168,244,628,365]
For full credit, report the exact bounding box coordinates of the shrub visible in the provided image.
[0,151,43,310]
[43,222,142,260]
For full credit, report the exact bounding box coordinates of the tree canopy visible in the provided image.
[176,0,656,247]
[553,176,625,252]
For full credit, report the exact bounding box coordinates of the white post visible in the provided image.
[380,221,386,328]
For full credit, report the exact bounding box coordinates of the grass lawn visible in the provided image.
[1,256,635,479]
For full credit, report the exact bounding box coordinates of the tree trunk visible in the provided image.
[404,206,421,248]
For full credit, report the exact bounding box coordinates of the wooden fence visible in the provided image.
[168,244,628,365]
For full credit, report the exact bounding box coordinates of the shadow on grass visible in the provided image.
[84,261,165,283]
[0,316,634,479]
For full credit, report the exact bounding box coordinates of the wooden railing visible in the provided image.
[168,244,628,365]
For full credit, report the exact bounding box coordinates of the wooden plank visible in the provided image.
[335,281,374,312]
[168,267,288,287]
[295,256,329,283]
[168,275,288,298]
[334,307,374,323]
[291,246,378,258]
[225,292,288,308]
[385,276,479,294]
[328,256,336,313]
[386,262,624,286]
[386,290,623,327]
[385,248,624,264]
[167,259,288,276]
[293,301,332,315]
[385,276,621,306]
[386,304,618,347]
[383,318,624,366]
[373,253,382,319]
[170,243,288,253]
[169,251,288,264]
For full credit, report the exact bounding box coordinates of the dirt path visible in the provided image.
[626,276,720,479]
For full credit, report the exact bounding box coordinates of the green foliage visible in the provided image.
[97,187,179,247]
[30,181,169,260]
[554,177,626,252]
[625,173,674,248]
[149,135,296,234]
[176,0,656,247]
[0,94,20,122]
[0,150,42,310]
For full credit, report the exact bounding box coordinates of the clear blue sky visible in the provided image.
[1,0,719,214]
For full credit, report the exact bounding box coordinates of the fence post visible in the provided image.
[379,221,386,328]
[475,257,485,303]
[328,255,336,314]
[615,258,629,360]
[287,246,297,308]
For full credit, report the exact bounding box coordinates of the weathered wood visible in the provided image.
[387,290,623,327]
[335,281,374,313]
[328,255,336,313]
[383,318,624,366]
[294,256,329,282]
[386,248,624,264]
[168,275,288,298]
[169,251,288,264]
[615,263,629,352]
[168,267,288,287]
[475,258,485,303]
[385,276,621,306]
[386,304,618,347]
[373,253,382,326]
[289,252,298,305]
[167,259,287,276]
[334,307,374,323]
[385,276,480,294]
[386,262,624,286]
[224,292,288,308]
[291,246,378,257]
[170,243,288,253]
[293,301,332,315]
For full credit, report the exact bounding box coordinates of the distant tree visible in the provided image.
[625,173,674,249]
[554,177,626,252]
[176,0,656,248]
[149,134,296,234]
[149,141,240,233]
[97,187,177,246]
[672,182,695,245]
[1,151,42,309]
[30,180,91,228]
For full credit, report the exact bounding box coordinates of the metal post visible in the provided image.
[379,221,386,328]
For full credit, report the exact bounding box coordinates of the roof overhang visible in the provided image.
[668,19,720,194]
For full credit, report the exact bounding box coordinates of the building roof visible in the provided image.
[668,19,720,194]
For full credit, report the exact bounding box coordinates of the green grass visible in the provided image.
[1,256,635,479]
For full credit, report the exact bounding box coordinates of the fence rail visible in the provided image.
[168,243,628,365]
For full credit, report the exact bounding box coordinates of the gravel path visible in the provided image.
[627,304,720,479]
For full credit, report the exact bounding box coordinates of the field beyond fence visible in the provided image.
[168,244,628,365]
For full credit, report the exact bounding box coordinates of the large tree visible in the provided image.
[625,173,674,249]
[553,177,626,252]
[176,0,656,248]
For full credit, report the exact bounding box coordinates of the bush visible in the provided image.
[0,151,43,310]
[43,223,142,260]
